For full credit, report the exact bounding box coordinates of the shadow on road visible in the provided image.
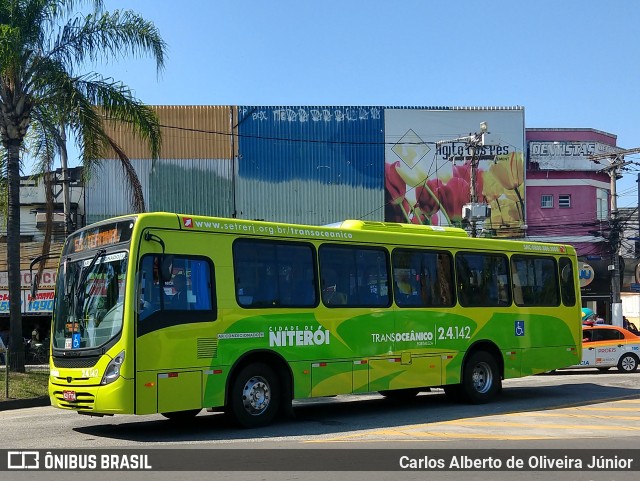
[72,375,640,443]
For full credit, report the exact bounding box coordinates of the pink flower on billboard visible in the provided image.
[453,161,484,203]
[385,161,406,204]
[415,179,444,216]
[440,177,470,223]
[384,161,417,223]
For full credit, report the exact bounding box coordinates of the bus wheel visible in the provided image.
[229,363,280,428]
[461,351,501,404]
[161,409,201,421]
[378,388,421,400]
[617,353,639,373]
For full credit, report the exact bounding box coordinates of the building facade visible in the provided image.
[525,128,619,321]
[4,106,634,335]
[0,168,84,338]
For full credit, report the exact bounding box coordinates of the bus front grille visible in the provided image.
[53,356,100,368]
[52,390,95,410]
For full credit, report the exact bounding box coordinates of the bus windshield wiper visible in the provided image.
[76,249,106,297]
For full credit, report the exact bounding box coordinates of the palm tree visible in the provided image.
[0,0,166,371]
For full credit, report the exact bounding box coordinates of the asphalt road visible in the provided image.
[1,369,639,481]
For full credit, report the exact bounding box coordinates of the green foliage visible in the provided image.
[0,0,167,371]
[0,370,49,400]
[0,0,166,168]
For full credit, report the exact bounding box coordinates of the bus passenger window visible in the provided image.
[456,252,510,307]
[165,259,212,311]
[510,255,559,307]
[137,254,214,323]
[394,268,419,305]
[233,239,317,308]
[138,256,165,321]
[168,273,188,309]
[318,244,389,308]
[321,268,348,305]
[392,249,454,308]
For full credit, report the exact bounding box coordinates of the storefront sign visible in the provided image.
[0,290,54,315]
[578,258,611,298]
[0,268,58,290]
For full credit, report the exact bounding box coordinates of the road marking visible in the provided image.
[516,412,640,420]
[574,406,640,412]
[310,432,549,443]
[439,420,640,430]
[309,397,640,443]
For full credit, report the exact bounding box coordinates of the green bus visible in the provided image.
[46,213,581,427]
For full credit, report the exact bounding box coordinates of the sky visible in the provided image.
[53,0,640,208]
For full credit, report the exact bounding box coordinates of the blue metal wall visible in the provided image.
[235,106,385,224]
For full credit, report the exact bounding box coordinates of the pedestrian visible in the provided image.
[623,316,640,335]
[31,324,41,343]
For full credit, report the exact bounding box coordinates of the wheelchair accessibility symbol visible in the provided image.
[515,320,525,337]
[72,333,81,349]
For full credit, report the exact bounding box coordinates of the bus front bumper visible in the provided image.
[49,376,134,415]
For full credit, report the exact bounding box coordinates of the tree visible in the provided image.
[0,0,166,370]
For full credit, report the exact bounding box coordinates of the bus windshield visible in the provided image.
[52,251,128,350]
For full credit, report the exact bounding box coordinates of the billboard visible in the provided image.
[529,141,618,171]
[384,108,526,234]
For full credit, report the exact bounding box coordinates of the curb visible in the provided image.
[0,396,50,411]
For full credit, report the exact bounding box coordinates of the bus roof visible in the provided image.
[88,212,577,257]
[336,220,469,237]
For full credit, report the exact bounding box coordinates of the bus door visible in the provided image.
[134,237,217,414]
[387,249,456,390]
[317,245,395,396]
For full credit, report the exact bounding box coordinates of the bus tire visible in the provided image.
[229,363,280,428]
[378,388,421,400]
[617,353,639,373]
[161,409,201,421]
[460,351,501,404]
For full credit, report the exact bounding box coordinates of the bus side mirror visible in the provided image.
[160,255,173,282]
[30,273,39,300]
[63,258,73,297]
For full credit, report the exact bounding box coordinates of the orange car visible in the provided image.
[572,325,640,372]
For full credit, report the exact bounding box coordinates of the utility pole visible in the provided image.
[59,125,73,237]
[467,123,486,237]
[637,173,640,259]
[437,122,490,237]
[589,148,637,327]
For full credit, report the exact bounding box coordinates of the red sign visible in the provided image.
[63,390,76,402]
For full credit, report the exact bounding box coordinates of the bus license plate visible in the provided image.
[63,390,76,402]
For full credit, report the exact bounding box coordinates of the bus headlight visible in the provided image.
[101,351,125,385]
